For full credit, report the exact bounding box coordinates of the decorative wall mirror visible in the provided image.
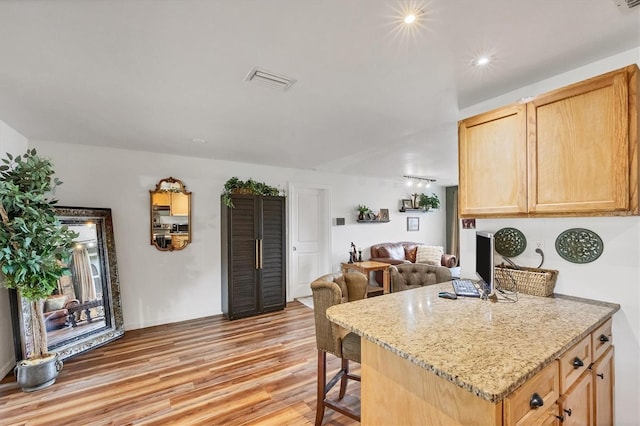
[9,207,124,361]
[150,177,192,251]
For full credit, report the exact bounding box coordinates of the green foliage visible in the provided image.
[222,177,283,208]
[356,204,371,213]
[0,149,78,301]
[418,193,440,211]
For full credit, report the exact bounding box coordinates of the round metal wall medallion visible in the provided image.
[555,228,603,264]
[494,227,527,257]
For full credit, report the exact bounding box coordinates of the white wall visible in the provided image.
[22,140,446,332]
[0,120,28,378]
[458,48,640,425]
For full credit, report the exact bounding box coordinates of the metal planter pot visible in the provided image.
[14,353,63,392]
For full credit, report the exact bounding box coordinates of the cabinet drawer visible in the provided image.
[559,335,592,393]
[591,318,612,362]
[504,361,560,426]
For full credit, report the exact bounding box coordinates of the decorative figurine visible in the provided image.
[358,250,362,262]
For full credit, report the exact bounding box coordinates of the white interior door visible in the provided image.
[289,185,330,299]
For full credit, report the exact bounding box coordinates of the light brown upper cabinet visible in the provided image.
[459,64,639,218]
[459,104,528,216]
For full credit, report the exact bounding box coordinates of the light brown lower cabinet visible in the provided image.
[360,317,615,425]
[592,346,615,426]
[505,318,613,426]
[559,372,594,425]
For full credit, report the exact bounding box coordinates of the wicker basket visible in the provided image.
[494,265,559,297]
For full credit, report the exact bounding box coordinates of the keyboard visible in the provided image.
[451,279,481,298]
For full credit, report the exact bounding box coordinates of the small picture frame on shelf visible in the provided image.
[401,199,413,210]
[407,216,419,231]
[379,208,389,221]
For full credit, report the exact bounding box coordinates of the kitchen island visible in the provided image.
[326,282,619,425]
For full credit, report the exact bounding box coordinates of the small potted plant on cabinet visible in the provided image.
[0,149,77,391]
[418,193,440,211]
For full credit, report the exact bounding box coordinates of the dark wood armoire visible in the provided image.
[221,194,286,320]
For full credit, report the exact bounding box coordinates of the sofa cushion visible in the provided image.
[377,244,406,260]
[416,245,443,266]
[404,244,419,263]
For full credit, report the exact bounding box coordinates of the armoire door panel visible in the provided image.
[260,197,286,311]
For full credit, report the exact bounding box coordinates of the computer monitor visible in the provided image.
[476,231,495,297]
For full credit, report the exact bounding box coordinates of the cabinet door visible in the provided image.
[152,191,171,207]
[259,197,286,312]
[528,68,629,214]
[171,193,189,216]
[459,104,527,216]
[592,346,614,426]
[559,372,594,426]
[228,196,260,318]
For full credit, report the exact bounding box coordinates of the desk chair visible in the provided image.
[310,272,367,425]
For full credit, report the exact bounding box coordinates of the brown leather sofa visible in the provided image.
[390,263,452,292]
[43,295,79,331]
[369,241,457,285]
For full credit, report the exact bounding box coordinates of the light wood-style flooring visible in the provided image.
[0,301,359,425]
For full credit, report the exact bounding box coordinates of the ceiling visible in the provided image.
[0,1,638,186]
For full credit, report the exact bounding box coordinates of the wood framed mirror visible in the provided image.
[150,177,192,251]
[9,207,124,361]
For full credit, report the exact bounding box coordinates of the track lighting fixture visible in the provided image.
[403,175,436,188]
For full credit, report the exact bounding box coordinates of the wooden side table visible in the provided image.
[341,261,390,294]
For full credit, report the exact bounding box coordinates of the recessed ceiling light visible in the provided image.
[475,56,491,66]
[189,138,207,144]
[404,13,417,24]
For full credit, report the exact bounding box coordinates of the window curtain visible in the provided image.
[71,247,99,321]
[72,247,96,302]
[446,187,460,266]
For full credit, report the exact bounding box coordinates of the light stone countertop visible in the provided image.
[326,282,619,403]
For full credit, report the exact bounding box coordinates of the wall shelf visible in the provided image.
[399,208,432,213]
[356,220,390,223]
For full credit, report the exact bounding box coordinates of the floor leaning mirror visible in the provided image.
[9,206,124,361]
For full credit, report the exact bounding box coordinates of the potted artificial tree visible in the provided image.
[0,149,77,391]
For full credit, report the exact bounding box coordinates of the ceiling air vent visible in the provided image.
[244,67,296,91]
[611,0,640,10]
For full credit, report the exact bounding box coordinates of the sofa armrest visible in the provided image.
[370,257,410,265]
[441,254,457,268]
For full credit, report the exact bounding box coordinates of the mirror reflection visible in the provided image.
[150,177,191,251]
[10,207,124,361]
[46,223,106,348]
